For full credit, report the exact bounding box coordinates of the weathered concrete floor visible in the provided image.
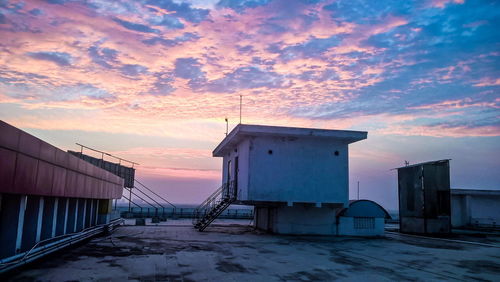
[8,220,500,281]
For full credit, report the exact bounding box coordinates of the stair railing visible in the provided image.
[192,180,237,228]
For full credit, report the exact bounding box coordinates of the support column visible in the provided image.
[76,199,84,232]
[95,199,99,225]
[21,196,43,252]
[0,194,27,259]
[41,197,57,241]
[66,198,77,234]
[51,198,59,237]
[465,195,472,226]
[35,196,45,243]
[56,198,68,236]
[88,199,94,227]
[97,199,112,224]
[85,199,92,228]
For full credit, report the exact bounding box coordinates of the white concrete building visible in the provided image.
[451,189,500,228]
[212,124,370,235]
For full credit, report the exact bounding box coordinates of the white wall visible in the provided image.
[221,139,250,199]
[451,196,467,227]
[247,136,349,205]
[337,217,385,236]
[451,194,500,227]
[255,206,338,235]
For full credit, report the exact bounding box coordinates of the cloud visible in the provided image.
[0,0,498,140]
[147,0,210,23]
[113,18,159,33]
[216,0,271,13]
[88,45,119,68]
[174,57,205,79]
[148,14,184,29]
[206,66,288,93]
[29,8,43,16]
[146,72,176,96]
[473,77,500,87]
[27,51,72,66]
[142,32,199,46]
[428,0,464,9]
[120,64,149,76]
[275,35,342,61]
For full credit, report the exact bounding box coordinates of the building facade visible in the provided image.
[451,189,500,228]
[212,124,368,235]
[0,120,123,267]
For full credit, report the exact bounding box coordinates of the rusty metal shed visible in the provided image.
[397,159,451,234]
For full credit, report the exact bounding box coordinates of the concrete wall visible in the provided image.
[337,217,385,236]
[255,205,338,235]
[221,139,250,200]
[246,136,348,205]
[451,193,500,228]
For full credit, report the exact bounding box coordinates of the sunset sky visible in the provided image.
[1,0,499,209]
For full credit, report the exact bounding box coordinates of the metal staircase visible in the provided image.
[193,181,237,231]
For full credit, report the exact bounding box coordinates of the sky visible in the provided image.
[0,0,499,209]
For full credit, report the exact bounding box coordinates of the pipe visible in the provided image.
[0,219,123,273]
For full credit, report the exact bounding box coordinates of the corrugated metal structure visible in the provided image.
[68,151,135,188]
[397,159,451,234]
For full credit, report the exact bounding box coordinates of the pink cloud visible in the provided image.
[428,0,465,9]
[473,77,500,87]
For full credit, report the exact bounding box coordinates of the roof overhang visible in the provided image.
[213,124,367,157]
[393,159,450,170]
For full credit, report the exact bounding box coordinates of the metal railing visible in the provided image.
[192,181,237,230]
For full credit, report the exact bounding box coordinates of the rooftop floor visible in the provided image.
[7,219,500,281]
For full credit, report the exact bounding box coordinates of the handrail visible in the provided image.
[134,179,176,211]
[124,187,157,210]
[76,143,139,167]
[196,184,224,210]
[132,185,166,211]
[192,180,237,228]
[121,194,143,212]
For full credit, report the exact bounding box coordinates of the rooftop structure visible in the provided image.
[195,124,375,235]
[397,159,451,234]
[451,189,500,228]
[214,124,367,207]
[0,120,124,272]
[336,200,391,236]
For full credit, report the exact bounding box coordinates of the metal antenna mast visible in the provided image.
[239,95,242,124]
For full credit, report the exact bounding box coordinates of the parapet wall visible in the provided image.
[0,120,123,199]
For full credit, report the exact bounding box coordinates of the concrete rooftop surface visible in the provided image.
[7,219,500,281]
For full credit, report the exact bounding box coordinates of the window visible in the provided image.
[354,217,375,229]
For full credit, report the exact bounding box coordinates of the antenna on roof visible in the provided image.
[225,117,228,136]
[239,95,242,124]
[404,160,409,167]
